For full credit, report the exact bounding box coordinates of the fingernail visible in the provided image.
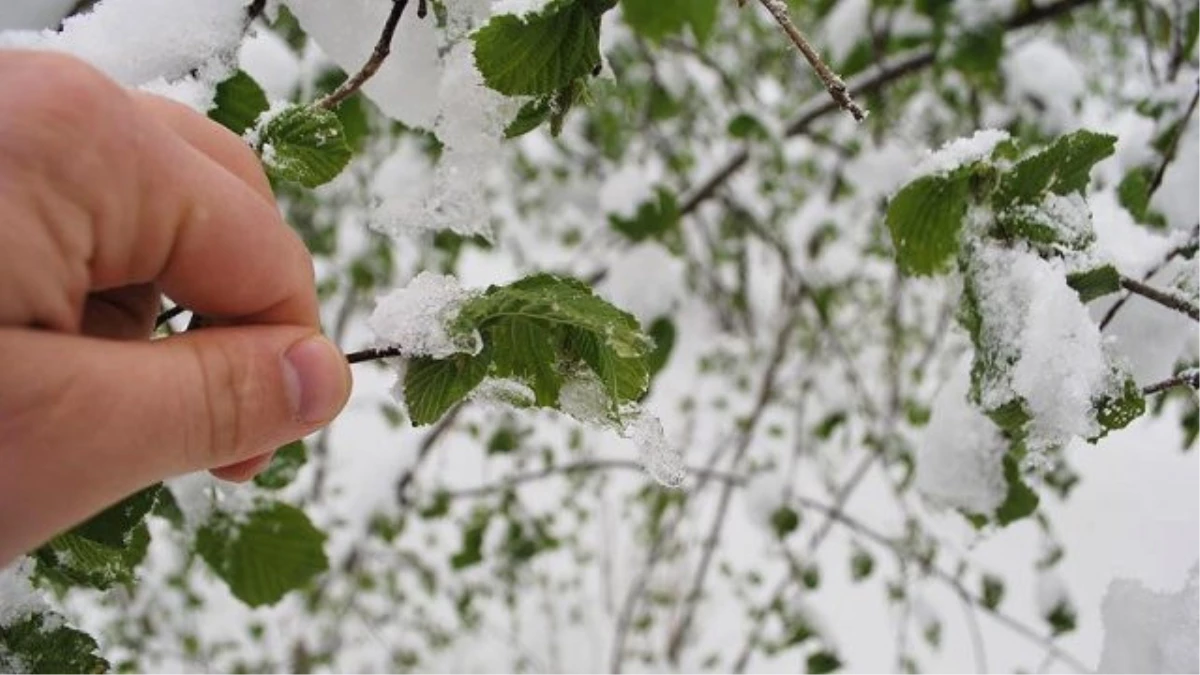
[283,335,349,424]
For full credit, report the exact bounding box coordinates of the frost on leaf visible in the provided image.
[965,244,1109,456]
[369,272,481,360]
[912,128,1011,178]
[378,272,685,486]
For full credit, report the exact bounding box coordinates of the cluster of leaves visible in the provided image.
[2,445,325,672]
[405,274,657,425]
[886,129,1147,526]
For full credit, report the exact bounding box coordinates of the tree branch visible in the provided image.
[1100,224,1198,331]
[679,0,1101,217]
[1142,370,1200,396]
[1148,85,1200,198]
[1119,275,1199,322]
[665,296,800,664]
[436,459,743,501]
[756,0,866,122]
[313,0,413,111]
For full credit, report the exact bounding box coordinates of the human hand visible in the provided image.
[0,52,352,565]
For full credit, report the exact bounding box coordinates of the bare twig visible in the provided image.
[791,496,1092,674]
[679,0,1101,217]
[438,459,744,500]
[1148,86,1200,198]
[395,403,463,508]
[313,0,412,111]
[665,296,800,663]
[1142,370,1200,396]
[1099,224,1199,331]
[1119,275,1199,322]
[755,0,866,122]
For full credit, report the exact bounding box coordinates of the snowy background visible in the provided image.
[0,0,1197,672]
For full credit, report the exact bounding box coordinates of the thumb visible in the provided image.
[0,326,350,560]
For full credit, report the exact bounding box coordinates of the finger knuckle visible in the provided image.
[183,339,258,468]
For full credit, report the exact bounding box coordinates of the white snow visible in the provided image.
[1002,39,1084,134]
[282,0,441,128]
[0,558,44,627]
[370,42,511,239]
[0,0,246,111]
[490,0,556,17]
[620,409,687,489]
[917,358,1009,515]
[913,129,1010,178]
[368,272,479,359]
[969,243,1109,454]
[1097,566,1199,673]
[0,0,73,31]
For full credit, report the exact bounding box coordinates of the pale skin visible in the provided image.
[0,51,352,565]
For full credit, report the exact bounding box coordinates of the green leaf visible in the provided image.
[505,97,554,138]
[0,611,108,674]
[473,0,602,96]
[950,26,1004,77]
[886,171,972,276]
[34,524,148,590]
[727,113,770,141]
[994,130,1116,207]
[71,484,160,548]
[850,549,874,581]
[1045,601,1077,636]
[253,441,308,490]
[196,502,328,607]
[1094,373,1146,434]
[769,506,800,538]
[994,455,1039,526]
[450,508,492,570]
[462,274,651,405]
[1117,167,1167,228]
[209,70,270,136]
[404,348,493,426]
[646,316,676,377]
[256,105,352,188]
[504,80,588,138]
[488,318,563,406]
[620,0,718,43]
[981,574,1005,610]
[807,650,842,674]
[1066,264,1121,303]
[609,188,680,242]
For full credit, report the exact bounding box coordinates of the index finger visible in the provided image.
[0,51,318,329]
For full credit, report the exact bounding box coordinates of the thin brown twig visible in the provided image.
[1148,86,1200,198]
[755,0,866,122]
[665,293,800,664]
[313,0,412,111]
[679,0,1101,217]
[437,459,743,500]
[1119,275,1199,322]
[1099,224,1198,331]
[1142,370,1200,396]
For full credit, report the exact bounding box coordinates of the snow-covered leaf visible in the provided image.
[0,611,108,674]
